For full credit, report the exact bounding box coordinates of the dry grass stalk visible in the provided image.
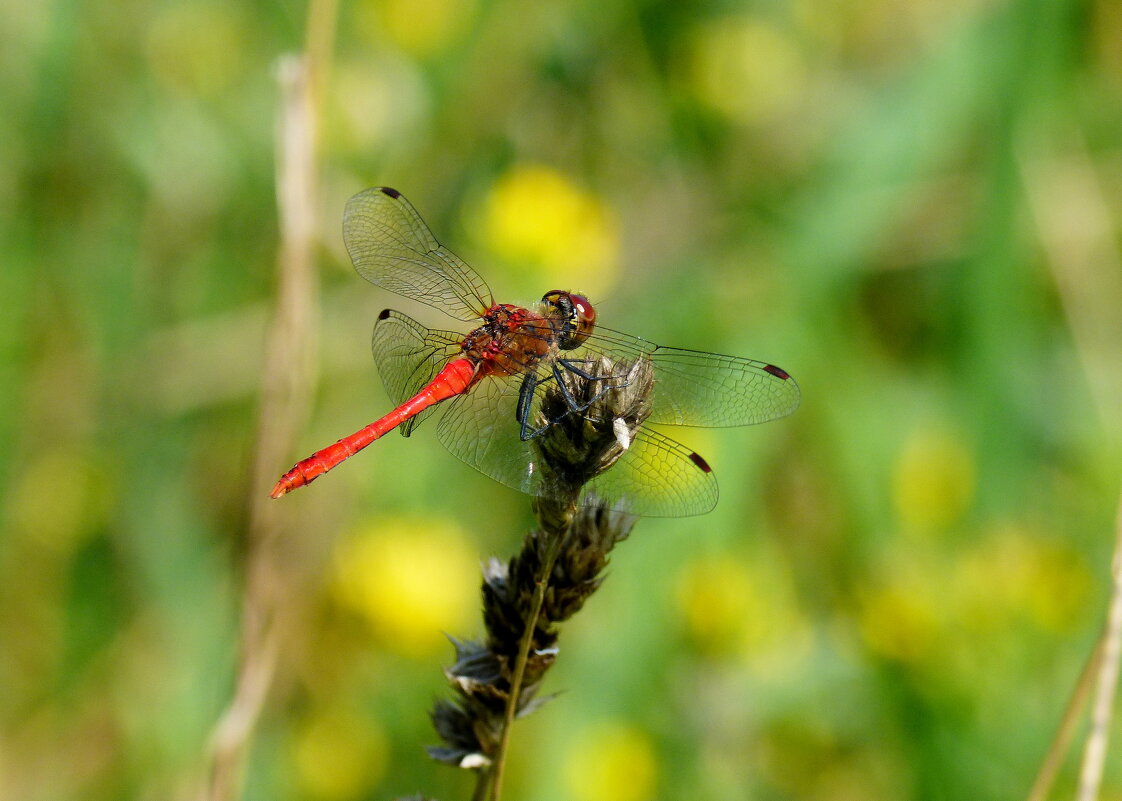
[424,357,653,801]
[1025,634,1104,801]
[1074,491,1122,801]
[200,2,336,793]
[1019,136,1122,801]
[200,58,319,801]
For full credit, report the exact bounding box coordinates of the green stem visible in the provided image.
[471,767,493,801]
[488,522,568,801]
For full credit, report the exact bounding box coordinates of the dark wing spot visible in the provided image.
[763,364,790,380]
[688,451,712,473]
[377,308,392,320]
[379,187,401,199]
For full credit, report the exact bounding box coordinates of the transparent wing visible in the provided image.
[584,428,718,517]
[579,326,800,427]
[434,372,539,494]
[371,309,464,436]
[433,360,718,517]
[344,187,494,322]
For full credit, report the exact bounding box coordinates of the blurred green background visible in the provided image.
[3,0,1122,799]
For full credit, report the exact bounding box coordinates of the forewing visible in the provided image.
[645,347,800,426]
[371,309,464,436]
[582,326,800,427]
[344,187,494,322]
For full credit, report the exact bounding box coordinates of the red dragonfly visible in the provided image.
[271,187,799,516]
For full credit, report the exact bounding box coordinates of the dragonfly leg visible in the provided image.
[516,359,642,442]
[516,366,581,442]
[556,357,631,382]
[516,371,549,440]
[555,358,636,410]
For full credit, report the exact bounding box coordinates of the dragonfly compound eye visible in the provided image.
[542,290,596,349]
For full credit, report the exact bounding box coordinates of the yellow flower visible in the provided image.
[145,3,246,97]
[687,17,806,124]
[329,57,426,154]
[292,709,388,800]
[478,165,619,298]
[856,568,940,663]
[358,0,477,58]
[1020,543,1090,632]
[331,516,478,657]
[954,525,1090,634]
[563,722,658,801]
[675,553,810,671]
[893,426,975,533]
[8,448,105,555]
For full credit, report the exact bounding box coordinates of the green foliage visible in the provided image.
[2,0,1120,799]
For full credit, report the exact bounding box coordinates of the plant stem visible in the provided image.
[471,769,493,801]
[202,23,332,795]
[488,521,569,801]
[1025,630,1103,801]
[1074,490,1122,801]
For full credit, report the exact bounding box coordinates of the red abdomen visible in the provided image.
[270,358,476,498]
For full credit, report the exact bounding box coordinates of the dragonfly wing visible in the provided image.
[581,326,800,427]
[520,357,718,515]
[434,372,543,496]
[584,427,718,517]
[344,187,494,322]
[371,310,464,436]
[435,360,717,517]
[645,347,800,426]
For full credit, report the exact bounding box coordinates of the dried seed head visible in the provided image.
[533,356,655,502]
[429,355,646,771]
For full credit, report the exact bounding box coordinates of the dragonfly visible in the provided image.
[271,187,799,516]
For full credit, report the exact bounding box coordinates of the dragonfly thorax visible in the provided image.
[462,303,558,378]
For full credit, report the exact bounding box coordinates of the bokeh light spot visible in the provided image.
[329,57,427,154]
[687,17,806,124]
[292,709,388,800]
[893,427,975,532]
[331,517,478,657]
[676,556,754,655]
[954,525,1091,634]
[675,553,811,670]
[478,165,619,298]
[360,0,478,58]
[857,579,939,663]
[563,722,658,801]
[8,449,105,555]
[145,3,246,97]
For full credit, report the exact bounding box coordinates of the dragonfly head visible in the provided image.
[542,290,596,349]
